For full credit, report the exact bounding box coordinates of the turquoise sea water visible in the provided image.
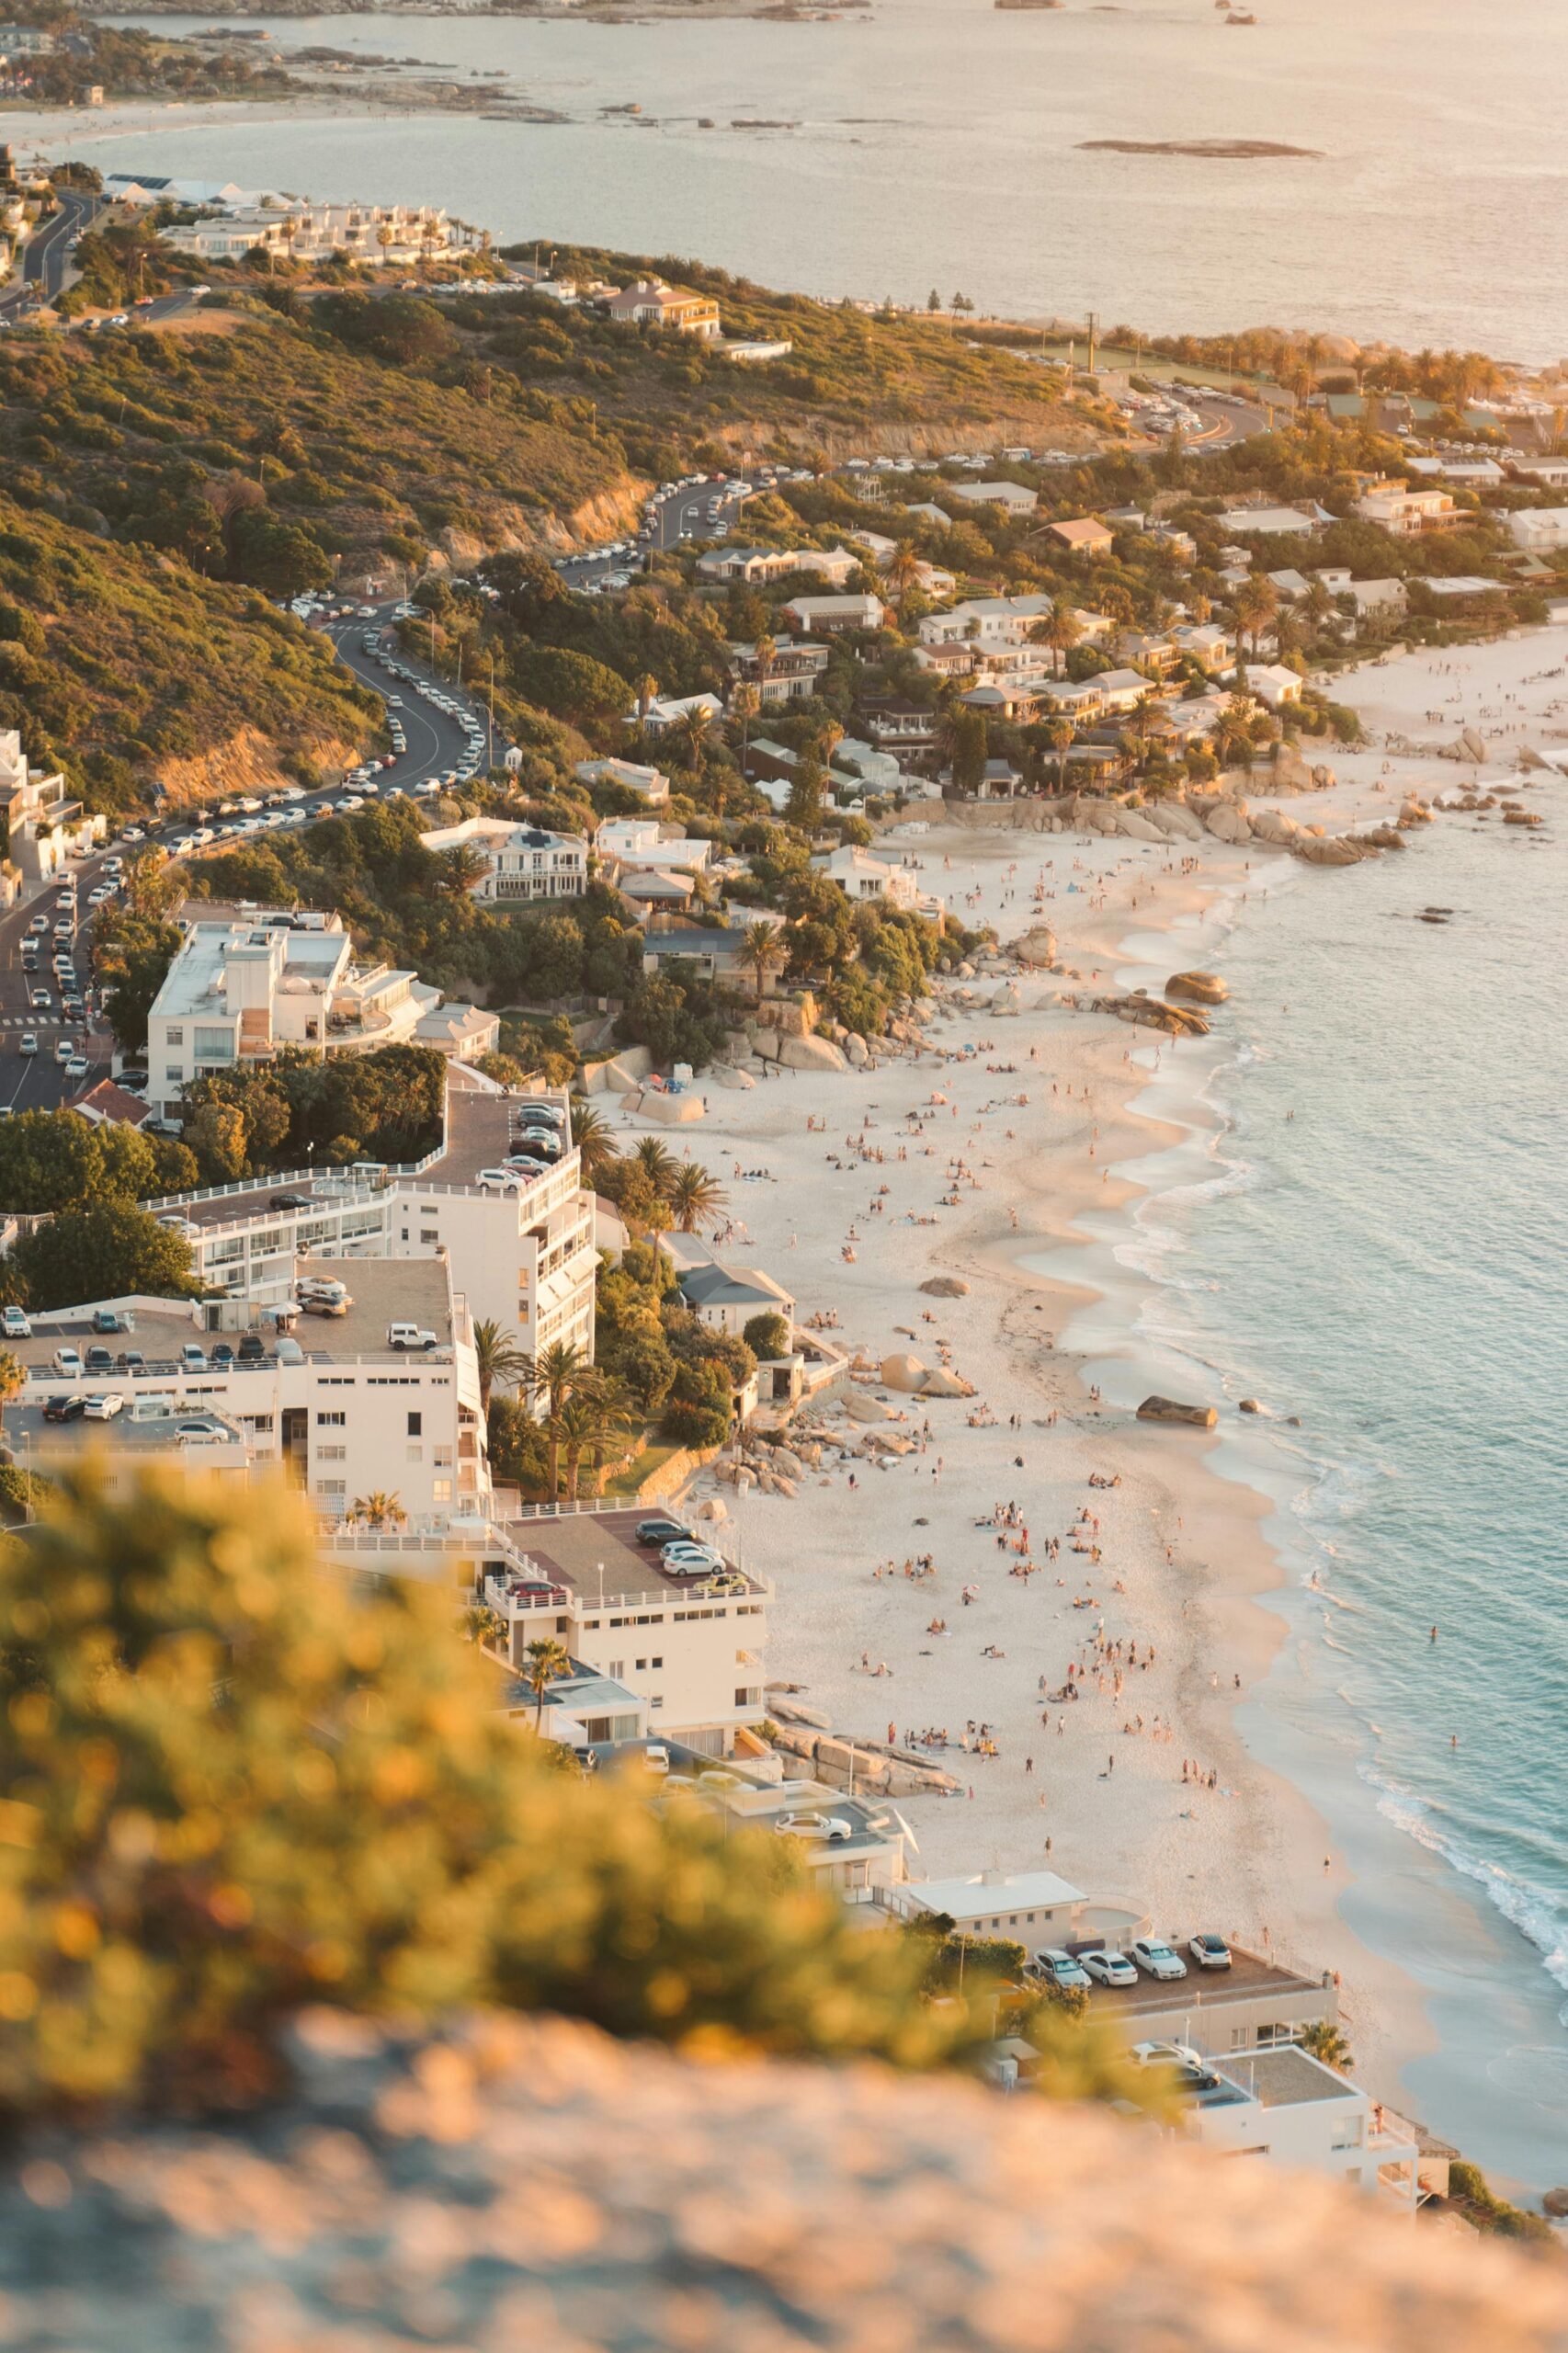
[1120,813,1568,2183]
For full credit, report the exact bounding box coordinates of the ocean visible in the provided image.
[1098,811,1568,2187]
[51,0,1568,356]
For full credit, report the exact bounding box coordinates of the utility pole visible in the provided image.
[1086,311,1099,376]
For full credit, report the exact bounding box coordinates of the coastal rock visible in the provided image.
[1009,923,1059,969]
[919,1367,974,1399]
[1137,1395,1219,1429]
[1541,2187,1568,2218]
[1238,1398,1263,1415]
[1165,971,1229,1006]
[1147,801,1206,840]
[1268,742,1314,793]
[1398,797,1434,826]
[1460,726,1488,764]
[1249,808,1301,847]
[1504,809,1544,827]
[920,1276,970,1297]
[1111,808,1169,842]
[715,1064,756,1090]
[844,1033,870,1068]
[843,1391,898,1424]
[1293,834,1373,866]
[636,1087,707,1125]
[879,1352,930,1393]
[1096,994,1210,1037]
[778,1033,849,1074]
[1206,801,1253,844]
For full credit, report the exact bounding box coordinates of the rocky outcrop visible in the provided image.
[1138,1395,1219,1429]
[920,1276,971,1297]
[1009,922,1059,969]
[844,1032,870,1068]
[2,2009,1558,2353]
[1096,993,1210,1037]
[1165,971,1228,1006]
[778,1033,849,1074]
[1205,801,1254,844]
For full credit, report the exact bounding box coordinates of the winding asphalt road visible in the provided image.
[0,186,100,325]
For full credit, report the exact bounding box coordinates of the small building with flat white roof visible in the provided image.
[890,1865,1088,1941]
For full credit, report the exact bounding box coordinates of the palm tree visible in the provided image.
[668,1161,728,1233]
[350,1491,407,1530]
[752,634,777,702]
[566,1098,620,1188]
[439,841,492,898]
[675,702,712,772]
[559,1379,638,1500]
[741,917,787,1000]
[731,680,761,771]
[1214,695,1256,771]
[1030,606,1084,678]
[884,541,923,606]
[1048,716,1075,791]
[1298,2020,1354,2073]
[1233,574,1280,658]
[632,1134,676,1194]
[633,673,659,725]
[523,1634,571,1728]
[518,1338,593,1499]
[472,1317,530,1412]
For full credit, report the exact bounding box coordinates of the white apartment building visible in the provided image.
[417,817,587,903]
[9,1256,490,1523]
[145,917,452,1120]
[473,1500,769,1755]
[918,593,1053,648]
[1184,2044,1424,2212]
[165,199,474,268]
[594,817,711,876]
[0,730,105,893]
[142,1087,597,1366]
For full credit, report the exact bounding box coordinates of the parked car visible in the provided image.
[1188,1933,1233,1971]
[637,1518,689,1547]
[91,1310,125,1334]
[82,1392,125,1421]
[1130,1938,1188,1983]
[180,1345,207,1372]
[1,1306,31,1338]
[1032,1948,1093,1992]
[1081,1949,1139,1988]
[42,1393,86,1423]
[387,1323,437,1351]
[84,1347,114,1376]
[115,1351,147,1377]
[773,1811,854,1844]
[269,1191,314,1211]
[237,1332,267,1362]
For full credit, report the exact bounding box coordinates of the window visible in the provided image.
[636,1659,647,1673]
[407,1411,422,1437]
[165,1067,184,1085]
[315,1479,346,1497]
[420,1230,438,1246]
[316,1444,346,1462]
[165,1027,184,1047]
[406,1445,423,1463]
[608,1660,625,1680]
[432,1479,451,1504]
[315,1411,346,1427]
[434,1447,452,1469]
[651,1655,663,1669]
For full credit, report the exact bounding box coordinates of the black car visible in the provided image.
[42,1393,85,1423]
[636,1517,690,1548]
[237,1332,267,1362]
[115,1350,146,1376]
[211,1343,235,1367]
[85,1346,114,1375]
[270,1191,313,1211]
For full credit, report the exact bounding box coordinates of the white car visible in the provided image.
[65,1056,88,1079]
[18,1033,37,1057]
[1032,1947,1092,1992]
[476,1166,528,1191]
[1130,1938,1188,1983]
[82,1392,125,1421]
[2,1306,31,1338]
[1081,1949,1139,1988]
[1188,1933,1233,1971]
[774,1810,854,1844]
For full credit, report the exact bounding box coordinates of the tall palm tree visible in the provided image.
[632,1134,676,1194]
[676,702,712,773]
[668,1161,728,1233]
[566,1097,620,1188]
[350,1491,406,1530]
[1233,574,1280,659]
[1030,606,1084,678]
[523,1634,572,1728]
[1298,2019,1355,2074]
[472,1317,530,1413]
[741,917,787,1000]
[1048,716,1075,791]
[884,541,923,606]
[559,1379,637,1500]
[519,1338,593,1500]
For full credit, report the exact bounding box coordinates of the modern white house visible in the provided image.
[145,917,467,1120]
[1508,506,1568,553]
[594,817,712,877]
[816,842,945,916]
[779,592,885,635]
[630,691,725,735]
[1354,483,1459,535]
[1182,2044,1426,2213]
[417,817,588,903]
[165,199,474,268]
[918,594,1053,649]
[1230,662,1303,709]
[942,479,1040,516]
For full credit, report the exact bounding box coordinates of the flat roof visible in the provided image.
[903,1869,1086,1916]
[11,1401,244,1449]
[1219,2045,1351,2109]
[292,1256,454,1358]
[1079,1946,1322,2018]
[417,1085,573,1189]
[501,1504,763,1607]
[152,921,347,1020]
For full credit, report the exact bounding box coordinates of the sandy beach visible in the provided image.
[595,628,1568,2112]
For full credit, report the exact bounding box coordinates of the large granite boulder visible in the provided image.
[1009,923,1059,969]
[779,1033,849,1074]
[1138,1394,1219,1428]
[1206,801,1253,844]
[1165,971,1229,1006]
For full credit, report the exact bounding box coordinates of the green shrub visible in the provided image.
[0,1471,1014,2115]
